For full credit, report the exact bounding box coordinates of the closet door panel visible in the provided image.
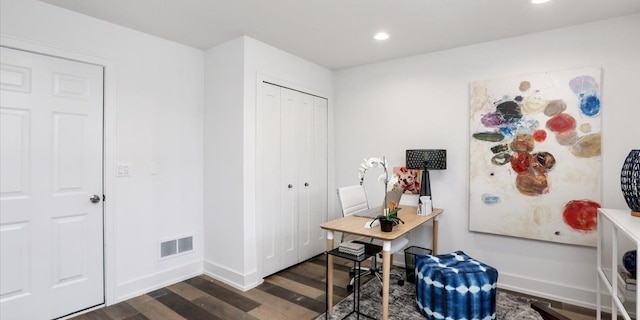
[279,88,299,268]
[310,97,328,256]
[258,83,282,276]
[296,92,314,261]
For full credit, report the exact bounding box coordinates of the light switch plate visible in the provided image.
[117,163,130,177]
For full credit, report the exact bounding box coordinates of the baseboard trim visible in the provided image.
[498,271,598,310]
[114,261,203,303]
[203,260,263,292]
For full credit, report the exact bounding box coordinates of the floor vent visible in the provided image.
[160,236,193,259]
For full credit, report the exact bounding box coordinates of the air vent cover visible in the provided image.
[160,235,193,259]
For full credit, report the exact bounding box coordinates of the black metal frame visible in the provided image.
[325,243,381,320]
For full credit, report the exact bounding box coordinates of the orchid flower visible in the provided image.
[359,156,398,191]
[366,157,381,168]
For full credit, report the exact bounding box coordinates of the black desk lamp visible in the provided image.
[406,149,447,201]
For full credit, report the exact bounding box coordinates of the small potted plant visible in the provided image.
[359,156,403,232]
[370,201,404,232]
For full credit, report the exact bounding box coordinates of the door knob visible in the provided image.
[288,184,293,188]
[304,182,309,187]
[90,195,101,203]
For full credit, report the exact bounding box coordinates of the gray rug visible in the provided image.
[318,269,543,320]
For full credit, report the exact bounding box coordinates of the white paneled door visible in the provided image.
[0,47,104,319]
[258,82,327,277]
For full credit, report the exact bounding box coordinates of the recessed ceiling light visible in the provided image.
[531,0,551,4]
[374,32,389,41]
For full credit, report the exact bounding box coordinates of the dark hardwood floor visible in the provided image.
[71,254,596,320]
[71,254,360,320]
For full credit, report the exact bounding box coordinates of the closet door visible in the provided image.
[279,88,301,269]
[298,96,327,261]
[258,83,281,276]
[258,82,327,276]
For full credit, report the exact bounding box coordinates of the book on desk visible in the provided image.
[338,242,365,256]
[619,265,637,291]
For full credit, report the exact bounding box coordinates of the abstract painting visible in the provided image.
[469,67,602,246]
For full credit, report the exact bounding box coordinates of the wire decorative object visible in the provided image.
[621,149,640,216]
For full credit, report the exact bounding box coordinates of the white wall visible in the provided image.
[203,36,333,290]
[203,38,246,286]
[333,14,640,308]
[0,0,205,303]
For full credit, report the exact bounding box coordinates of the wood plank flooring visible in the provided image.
[71,254,596,320]
[71,254,359,320]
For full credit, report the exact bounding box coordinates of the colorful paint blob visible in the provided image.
[546,113,576,133]
[473,132,505,142]
[510,134,534,154]
[481,112,504,127]
[482,194,501,205]
[496,100,523,123]
[579,123,592,133]
[532,152,556,170]
[544,100,567,116]
[532,205,551,226]
[491,153,511,165]
[555,130,578,146]
[533,129,547,142]
[562,199,600,232]
[522,98,547,114]
[571,133,602,158]
[511,152,531,173]
[491,144,509,154]
[515,167,549,196]
[569,75,599,95]
[579,94,601,117]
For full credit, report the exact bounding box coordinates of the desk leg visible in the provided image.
[382,240,391,320]
[433,218,439,255]
[326,231,334,316]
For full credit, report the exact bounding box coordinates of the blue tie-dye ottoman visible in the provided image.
[415,251,498,320]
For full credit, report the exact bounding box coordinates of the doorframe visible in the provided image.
[0,35,117,306]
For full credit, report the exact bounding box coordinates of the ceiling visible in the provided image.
[41,0,640,70]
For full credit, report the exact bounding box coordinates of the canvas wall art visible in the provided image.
[393,167,422,194]
[469,67,602,246]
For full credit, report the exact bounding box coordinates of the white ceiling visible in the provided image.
[41,0,640,70]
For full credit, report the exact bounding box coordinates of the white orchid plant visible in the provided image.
[358,156,403,226]
[358,156,399,188]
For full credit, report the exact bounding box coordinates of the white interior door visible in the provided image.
[0,47,104,319]
[297,95,328,261]
[258,82,282,276]
[279,87,300,269]
[258,82,327,276]
[307,96,328,258]
[296,92,313,261]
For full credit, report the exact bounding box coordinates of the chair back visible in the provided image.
[337,185,369,217]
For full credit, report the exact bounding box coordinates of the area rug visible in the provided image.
[318,269,543,320]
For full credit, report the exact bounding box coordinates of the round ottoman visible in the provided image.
[415,251,498,320]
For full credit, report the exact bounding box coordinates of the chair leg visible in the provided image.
[349,266,371,277]
[348,266,375,292]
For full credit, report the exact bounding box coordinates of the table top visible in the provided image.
[320,207,443,241]
[598,208,640,243]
